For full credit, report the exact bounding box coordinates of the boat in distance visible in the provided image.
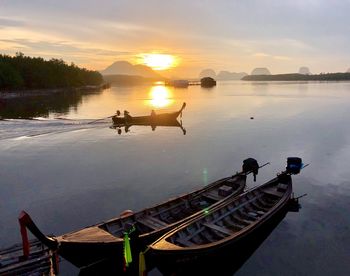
[19,159,264,268]
[147,158,305,270]
[112,102,186,125]
[110,117,187,135]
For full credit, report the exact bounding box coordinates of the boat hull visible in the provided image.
[112,102,186,125]
[149,204,290,275]
[148,174,293,272]
[112,113,180,125]
[58,241,120,269]
[24,173,247,268]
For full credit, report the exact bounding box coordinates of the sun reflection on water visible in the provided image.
[148,85,174,108]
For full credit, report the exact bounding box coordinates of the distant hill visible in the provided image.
[199,69,216,79]
[299,67,311,75]
[103,74,163,86]
[347,68,350,73]
[251,67,271,75]
[217,71,247,80]
[242,73,350,81]
[101,61,162,79]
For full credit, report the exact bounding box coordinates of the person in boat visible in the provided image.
[151,109,156,118]
[150,110,157,131]
[124,110,131,121]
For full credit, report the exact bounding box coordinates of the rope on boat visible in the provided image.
[139,246,151,276]
[123,225,136,271]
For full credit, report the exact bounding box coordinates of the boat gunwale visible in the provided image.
[56,174,247,242]
[149,173,292,252]
[112,102,186,125]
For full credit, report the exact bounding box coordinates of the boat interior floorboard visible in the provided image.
[136,216,167,230]
[176,238,196,247]
[222,217,244,230]
[263,188,284,198]
[201,231,217,243]
[202,222,232,236]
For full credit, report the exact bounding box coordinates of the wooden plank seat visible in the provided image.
[256,210,265,215]
[137,216,168,230]
[237,210,256,221]
[263,188,284,198]
[242,219,253,225]
[222,217,244,230]
[247,211,259,218]
[202,223,233,235]
[251,202,269,212]
[256,198,274,208]
[202,190,222,201]
[151,201,186,217]
[277,183,288,191]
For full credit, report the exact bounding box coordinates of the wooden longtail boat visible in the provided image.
[147,158,305,271]
[19,159,262,268]
[112,102,186,125]
[110,115,186,135]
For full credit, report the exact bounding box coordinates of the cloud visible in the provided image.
[0,39,130,57]
[0,39,136,70]
[273,55,291,61]
[0,17,25,28]
[253,53,270,58]
[1,1,350,73]
[252,52,291,61]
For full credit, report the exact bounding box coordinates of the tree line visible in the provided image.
[0,53,103,90]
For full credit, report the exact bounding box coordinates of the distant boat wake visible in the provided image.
[0,118,110,140]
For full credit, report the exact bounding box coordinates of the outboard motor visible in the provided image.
[286,157,303,174]
[242,158,259,181]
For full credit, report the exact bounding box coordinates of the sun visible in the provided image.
[140,53,177,71]
[148,85,174,108]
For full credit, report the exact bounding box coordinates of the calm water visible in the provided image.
[1,81,350,275]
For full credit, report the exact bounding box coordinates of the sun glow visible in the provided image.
[148,85,174,108]
[140,53,177,70]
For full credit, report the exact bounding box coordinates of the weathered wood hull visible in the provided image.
[148,173,294,271]
[149,205,290,275]
[112,102,186,125]
[112,113,180,125]
[23,170,248,268]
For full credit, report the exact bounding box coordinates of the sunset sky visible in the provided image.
[1,0,350,77]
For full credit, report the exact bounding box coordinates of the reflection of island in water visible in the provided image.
[110,102,187,135]
[79,203,300,276]
[0,90,102,119]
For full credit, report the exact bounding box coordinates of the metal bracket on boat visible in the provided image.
[288,193,307,212]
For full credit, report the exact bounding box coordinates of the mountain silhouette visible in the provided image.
[251,67,271,75]
[101,61,162,78]
[199,69,216,79]
[299,67,311,75]
[217,71,247,80]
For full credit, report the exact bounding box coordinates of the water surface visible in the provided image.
[1,81,349,275]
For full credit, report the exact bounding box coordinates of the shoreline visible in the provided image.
[242,73,350,81]
[0,83,110,99]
